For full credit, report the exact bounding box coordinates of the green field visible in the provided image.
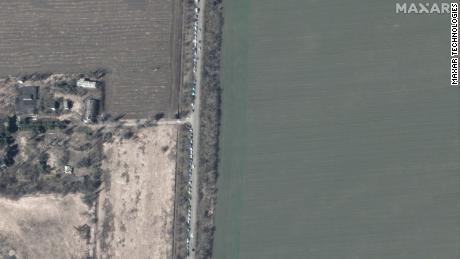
[214,0,459,258]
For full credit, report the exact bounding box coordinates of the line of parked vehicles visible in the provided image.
[186,1,201,257]
[185,124,194,255]
[190,1,201,112]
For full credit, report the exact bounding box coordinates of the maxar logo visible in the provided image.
[396,3,450,14]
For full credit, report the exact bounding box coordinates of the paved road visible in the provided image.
[188,0,206,258]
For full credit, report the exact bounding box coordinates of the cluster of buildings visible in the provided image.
[0,77,103,171]
[15,78,101,124]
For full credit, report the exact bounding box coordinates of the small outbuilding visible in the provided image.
[64,99,73,111]
[83,98,100,123]
[77,78,97,89]
[15,86,39,115]
[64,165,73,174]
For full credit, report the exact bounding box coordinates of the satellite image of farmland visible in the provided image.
[0,0,458,259]
[0,0,198,258]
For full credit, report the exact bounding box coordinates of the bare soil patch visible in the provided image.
[97,125,177,259]
[0,194,92,259]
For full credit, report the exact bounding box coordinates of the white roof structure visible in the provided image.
[77,78,97,89]
[64,165,73,174]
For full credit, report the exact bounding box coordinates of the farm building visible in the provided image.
[64,99,73,111]
[77,78,97,89]
[15,86,39,115]
[83,98,100,123]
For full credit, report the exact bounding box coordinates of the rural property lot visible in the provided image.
[98,125,178,259]
[0,0,179,118]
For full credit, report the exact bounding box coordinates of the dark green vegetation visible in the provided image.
[0,116,66,167]
[100,198,114,256]
[0,72,108,206]
[0,116,105,206]
[0,233,20,259]
[195,0,224,258]
[214,0,459,259]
